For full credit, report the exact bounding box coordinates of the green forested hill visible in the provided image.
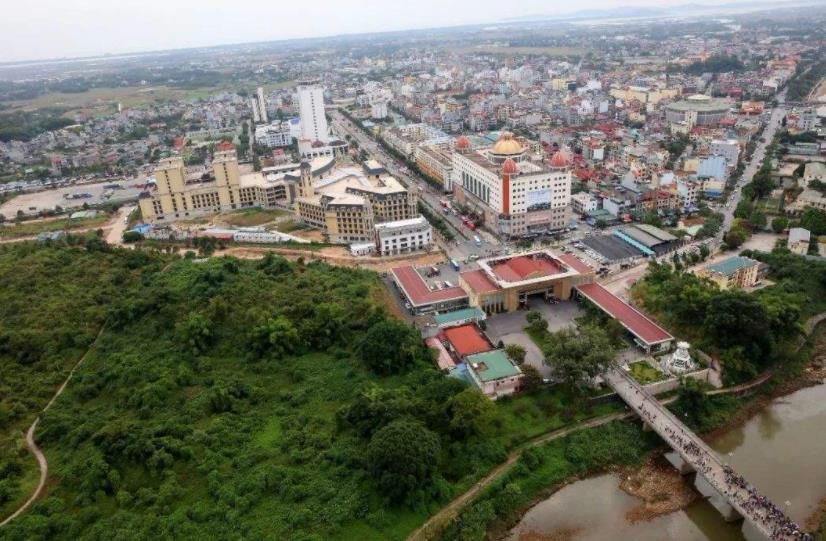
[0,240,170,520]
[1,244,579,541]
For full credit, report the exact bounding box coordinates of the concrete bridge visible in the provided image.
[604,369,811,541]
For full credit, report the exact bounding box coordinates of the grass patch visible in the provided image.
[525,325,552,351]
[0,214,110,238]
[495,389,622,448]
[7,85,221,115]
[220,207,289,227]
[273,219,310,233]
[628,361,666,384]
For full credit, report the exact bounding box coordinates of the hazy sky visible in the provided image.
[1,0,735,63]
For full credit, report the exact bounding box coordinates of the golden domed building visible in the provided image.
[450,132,572,239]
[489,132,526,164]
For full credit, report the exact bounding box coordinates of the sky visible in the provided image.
[0,0,773,63]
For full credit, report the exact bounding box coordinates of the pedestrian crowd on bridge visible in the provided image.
[629,384,812,541]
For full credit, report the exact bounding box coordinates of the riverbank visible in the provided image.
[426,321,826,541]
[617,324,826,527]
[618,456,701,523]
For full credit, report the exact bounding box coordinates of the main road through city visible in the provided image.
[716,90,788,244]
[329,109,498,262]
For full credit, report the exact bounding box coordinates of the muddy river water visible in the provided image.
[507,382,826,541]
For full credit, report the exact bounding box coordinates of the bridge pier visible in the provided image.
[694,474,742,522]
[741,517,773,541]
[664,451,695,474]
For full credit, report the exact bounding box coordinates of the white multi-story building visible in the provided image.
[256,87,268,124]
[571,192,598,215]
[298,81,329,144]
[296,81,347,159]
[799,109,819,131]
[368,89,391,120]
[710,139,740,165]
[250,97,262,123]
[452,132,572,238]
[677,178,700,208]
[255,121,293,148]
[383,123,451,159]
[374,216,433,255]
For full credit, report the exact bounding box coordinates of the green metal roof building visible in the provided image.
[705,256,758,276]
[433,307,486,328]
[463,349,523,399]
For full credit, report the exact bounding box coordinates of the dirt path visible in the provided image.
[407,411,634,541]
[408,320,826,541]
[0,325,105,527]
[0,420,47,527]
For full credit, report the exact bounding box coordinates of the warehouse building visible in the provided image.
[613,224,680,256]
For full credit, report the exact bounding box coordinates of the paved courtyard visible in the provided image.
[485,299,584,379]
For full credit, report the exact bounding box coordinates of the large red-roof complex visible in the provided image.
[557,253,593,274]
[392,251,595,316]
[391,266,467,310]
[442,324,493,357]
[490,254,564,282]
[575,282,673,351]
[460,269,499,294]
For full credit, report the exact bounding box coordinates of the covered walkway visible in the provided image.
[575,282,673,352]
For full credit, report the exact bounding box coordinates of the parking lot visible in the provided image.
[417,261,464,290]
[581,234,644,263]
[0,180,145,217]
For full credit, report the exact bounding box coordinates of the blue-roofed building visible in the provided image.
[129,224,152,235]
[697,155,728,181]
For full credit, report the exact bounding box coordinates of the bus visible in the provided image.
[450,259,460,271]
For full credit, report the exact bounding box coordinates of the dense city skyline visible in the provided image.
[1,0,816,63]
[1,3,826,540]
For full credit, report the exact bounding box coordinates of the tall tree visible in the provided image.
[358,320,423,375]
[367,419,441,503]
[543,326,616,393]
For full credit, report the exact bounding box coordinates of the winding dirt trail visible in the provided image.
[0,326,105,527]
[406,411,634,541]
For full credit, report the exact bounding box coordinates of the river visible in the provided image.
[507,382,826,541]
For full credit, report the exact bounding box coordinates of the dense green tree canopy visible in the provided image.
[358,319,427,375]
[367,419,441,503]
[543,326,616,392]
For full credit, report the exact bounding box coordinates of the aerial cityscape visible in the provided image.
[2,1,826,540]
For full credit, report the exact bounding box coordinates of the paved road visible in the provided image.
[605,368,807,541]
[717,90,787,244]
[329,110,502,262]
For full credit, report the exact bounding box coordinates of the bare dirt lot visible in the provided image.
[221,246,447,272]
[0,181,144,217]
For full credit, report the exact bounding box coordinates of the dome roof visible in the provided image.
[492,132,523,156]
[456,135,470,150]
[550,151,570,168]
[502,158,519,175]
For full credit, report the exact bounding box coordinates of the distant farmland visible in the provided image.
[459,45,587,57]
